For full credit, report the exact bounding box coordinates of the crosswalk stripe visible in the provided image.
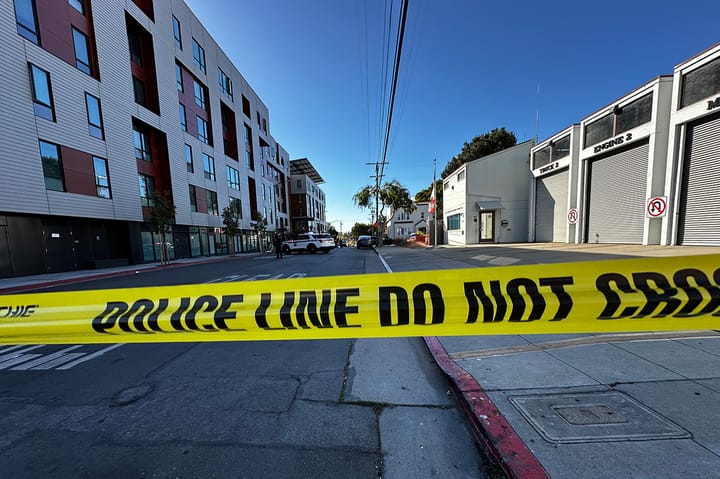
[30,352,86,370]
[56,343,124,370]
[10,345,83,371]
[0,354,42,370]
[0,345,45,362]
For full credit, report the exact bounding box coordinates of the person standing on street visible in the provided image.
[274,234,283,259]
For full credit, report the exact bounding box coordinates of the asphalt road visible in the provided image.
[0,247,492,478]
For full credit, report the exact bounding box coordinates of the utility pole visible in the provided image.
[367,161,384,242]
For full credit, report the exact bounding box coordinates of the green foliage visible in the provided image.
[415,179,444,218]
[353,180,415,235]
[441,127,517,179]
[149,190,176,265]
[328,226,338,238]
[251,210,267,233]
[351,222,373,238]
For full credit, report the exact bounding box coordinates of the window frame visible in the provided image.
[15,0,39,43]
[447,213,461,231]
[29,64,55,121]
[71,27,92,75]
[192,38,206,73]
[218,68,233,100]
[175,63,183,91]
[138,174,155,207]
[85,93,104,139]
[179,103,187,131]
[193,79,206,110]
[189,185,197,212]
[196,116,209,144]
[226,165,240,190]
[93,156,111,198]
[206,190,218,215]
[69,0,84,14]
[132,76,146,106]
[202,153,215,181]
[133,125,151,162]
[185,144,193,173]
[39,140,65,192]
[172,15,182,49]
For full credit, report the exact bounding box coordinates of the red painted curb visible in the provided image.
[424,336,550,479]
[0,255,258,294]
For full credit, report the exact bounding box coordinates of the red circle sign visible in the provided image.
[646,197,667,218]
[567,208,579,224]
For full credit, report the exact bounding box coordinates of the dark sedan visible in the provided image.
[356,235,373,249]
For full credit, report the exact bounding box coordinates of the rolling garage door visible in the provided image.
[679,114,720,245]
[535,169,569,242]
[586,142,649,244]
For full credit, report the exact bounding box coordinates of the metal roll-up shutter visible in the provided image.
[535,169,569,242]
[679,114,720,245]
[586,142,649,244]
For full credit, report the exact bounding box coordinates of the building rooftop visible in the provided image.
[290,158,324,184]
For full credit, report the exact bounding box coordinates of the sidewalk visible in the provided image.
[380,243,720,479]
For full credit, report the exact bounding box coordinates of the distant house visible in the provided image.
[443,141,533,245]
[388,202,429,240]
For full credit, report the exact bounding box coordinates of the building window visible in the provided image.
[242,95,251,117]
[245,151,253,170]
[584,93,654,148]
[39,140,64,191]
[175,63,183,91]
[256,111,261,127]
[138,174,155,207]
[192,38,206,73]
[226,165,239,190]
[197,117,209,144]
[179,103,187,131]
[457,170,465,181]
[680,56,720,109]
[262,118,267,133]
[69,0,84,14]
[133,124,151,161]
[218,68,233,100]
[229,197,242,218]
[29,64,54,121]
[202,153,215,181]
[132,76,146,106]
[206,190,218,215]
[447,213,461,231]
[172,15,182,49]
[14,0,39,43]
[189,185,197,212]
[128,29,142,66]
[193,79,206,110]
[72,28,92,75]
[296,179,301,189]
[185,144,193,172]
[93,156,110,198]
[85,93,104,139]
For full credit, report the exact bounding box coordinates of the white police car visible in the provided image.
[282,233,335,254]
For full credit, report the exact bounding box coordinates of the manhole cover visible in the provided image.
[509,391,690,444]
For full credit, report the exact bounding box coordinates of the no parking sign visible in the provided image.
[646,196,667,218]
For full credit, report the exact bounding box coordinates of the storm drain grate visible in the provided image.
[509,391,691,444]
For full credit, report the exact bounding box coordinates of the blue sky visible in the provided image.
[184,0,719,232]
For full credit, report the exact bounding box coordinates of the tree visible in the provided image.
[415,179,444,219]
[441,127,517,179]
[251,211,268,253]
[150,190,176,265]
[350,222,373,238]
[222,202,242,255]
[353,179,415,241]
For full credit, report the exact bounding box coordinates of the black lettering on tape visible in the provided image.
[673,268,720,317]
[596,273,638,319]
[255,293,283,330]
[539,277,574,321]
[379,286,410,327]
[170,297,192,331]
[147,299,168,332]
[412,283,445,325]
[297,291,332,328]
[280,292,297,329]
[632,272,682,318]
[92,301,128,334]
[320,290,332,327]
[507,278,546,322]
[185,295,220,331]
[215,295,244,330]
[121,299,155,333]
[335,288,361,328]
[464,281,507,323]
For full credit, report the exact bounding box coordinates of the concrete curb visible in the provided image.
[0,254,260,294]
[424,336,550,479]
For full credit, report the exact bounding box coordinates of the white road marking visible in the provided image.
[0,354,43,370]
[11,345,83,371]
[0,345,45,362]
[0,345,25,355]
[31,352,86,370]
[56,343,124,370]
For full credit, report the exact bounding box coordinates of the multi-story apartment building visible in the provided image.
[1,0,290,277]
[288,158,326,233]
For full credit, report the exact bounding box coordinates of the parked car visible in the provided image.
[382,236,394,245]
[282,233,335,254]
[356,235,373,249]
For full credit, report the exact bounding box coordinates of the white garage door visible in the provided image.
[535,170,569,242]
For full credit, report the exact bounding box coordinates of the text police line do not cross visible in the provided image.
[1,254,719,344]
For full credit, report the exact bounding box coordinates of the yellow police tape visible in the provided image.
[1,255,719,345]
